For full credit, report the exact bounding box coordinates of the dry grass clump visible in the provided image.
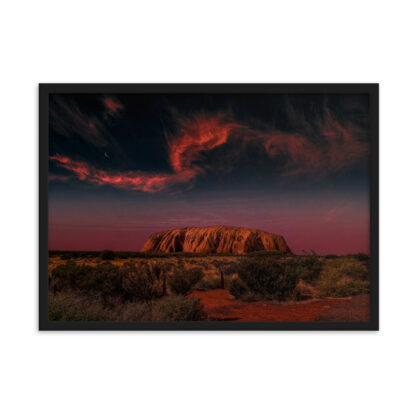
[293,279,316,300]
[49,291,206,322]
[316,257,370,297]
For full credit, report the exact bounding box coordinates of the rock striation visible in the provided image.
[141,225,291,254]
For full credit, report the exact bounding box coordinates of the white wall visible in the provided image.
[1,1,415,415]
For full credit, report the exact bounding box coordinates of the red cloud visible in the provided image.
[49,113,237,192]
[261,109,368,178]
[103,96,123,117]
[168,113,241,173]
[50,109,368,192]
[50,155,187,192]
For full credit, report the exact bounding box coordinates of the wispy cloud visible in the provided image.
[50,104,368,193]
[324,203,354,223]
[102,96,123,118]
[50,96,114,148]
[260,108,368,178]
[49,112,238,192]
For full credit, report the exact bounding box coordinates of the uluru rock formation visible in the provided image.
[141,225,291,255]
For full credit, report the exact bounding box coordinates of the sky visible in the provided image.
[48,93,370,254]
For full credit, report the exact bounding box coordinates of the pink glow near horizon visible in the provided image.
[49,196,369,255]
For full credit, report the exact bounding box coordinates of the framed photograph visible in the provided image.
[39,84,378,330]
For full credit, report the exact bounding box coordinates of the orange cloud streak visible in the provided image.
[50,110,368,192]
[50,113,237,192]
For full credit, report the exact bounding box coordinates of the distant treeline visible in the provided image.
[49,250,246,259]
[49,250,369,261]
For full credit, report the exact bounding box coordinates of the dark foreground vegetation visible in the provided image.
[229,253,370,302]
[49,261,207,321]
[48,250,370,321]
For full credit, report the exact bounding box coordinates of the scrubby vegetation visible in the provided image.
[168,267,203,295]
[48,261,206,321]
[48,252,371,321]
[49,292,117,321]
[316,257,370,297]
[121,262,165,301]
[231,257,298,301]
[229,255,369,302]
[49,291,206,321]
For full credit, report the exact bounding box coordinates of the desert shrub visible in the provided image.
[101,250,115,260]
[151,295,206,321]
[293,279,316,300]
[117,302,152,321]
[317,258,370,297]
[236,258,298,301]
[168,267,204,295]
[237,258,282,295]
[224,262,240,275]
[289,256,323,283]
[60,253,72,260]
[48,292,116,321]
[50,261,125,302]
[48,291,206,322]
[89,262,123,300]
[50,262,94,292]
[229,278,249,298]
[121,262,164,301]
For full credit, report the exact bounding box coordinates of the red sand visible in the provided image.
[190,289,350,322]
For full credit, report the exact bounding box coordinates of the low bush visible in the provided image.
[236,258,298,301]
[89,262,123,301]
[121,262,164,301]
[288,256,323,283]
[50,261,124,302]
[229,278,249,298]
[168,267,204,295]
[117,302,152,321]
[151,295,206,321]
[48,292,116,321]
[50,262,94,292]
[224,262,240,275]
[293,279,316,300]
[317,258,370,297]
[48,291,207,322]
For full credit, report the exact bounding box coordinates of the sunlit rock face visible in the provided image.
[141,225,291,254]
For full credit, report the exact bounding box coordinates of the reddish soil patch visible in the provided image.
[190,289,351,322]
[314,294,370,322]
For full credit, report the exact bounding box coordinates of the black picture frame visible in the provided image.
[39,83,379,331]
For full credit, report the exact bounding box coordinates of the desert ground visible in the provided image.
[48,251,370,322]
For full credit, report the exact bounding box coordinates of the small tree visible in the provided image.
[236,258,298,301]
[121,262,163,302]
[168,266,204,295]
